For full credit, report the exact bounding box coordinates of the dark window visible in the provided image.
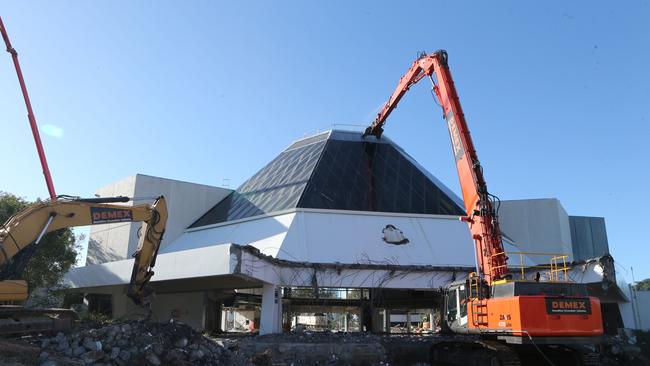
[299,140,464,215]
[86,294,112,317]
[447,289,458,322]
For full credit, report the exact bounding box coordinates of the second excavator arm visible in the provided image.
[0,196,167,306]
[363,50,508,285]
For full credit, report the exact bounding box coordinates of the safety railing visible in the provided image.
[490,251,571,282]
[468,272,481,299]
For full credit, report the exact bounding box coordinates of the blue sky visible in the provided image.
[1,1,648,280]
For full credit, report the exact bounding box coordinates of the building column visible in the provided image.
[260,283,283,335]
[371,307,383,333]
[406,311,411,334]
[343,313,349,332]
[384,309,391,333]
[221,309,228,332]
[215,301,223,332]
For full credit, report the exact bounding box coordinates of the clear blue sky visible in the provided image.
[1,1,648,280]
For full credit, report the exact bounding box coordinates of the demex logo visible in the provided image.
[545,297,591,314]
[90,207,134,224]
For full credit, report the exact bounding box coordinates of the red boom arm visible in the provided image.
[364,50,508,285]
[0,16,57,200]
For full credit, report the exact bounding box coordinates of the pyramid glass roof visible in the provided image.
[190,130,464,228]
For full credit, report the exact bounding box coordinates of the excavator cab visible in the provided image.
[445,281,469,331]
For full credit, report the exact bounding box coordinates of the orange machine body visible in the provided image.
[469,295,603,337]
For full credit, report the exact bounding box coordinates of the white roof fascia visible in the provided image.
[66,244,235,289]
[185,207,462,233]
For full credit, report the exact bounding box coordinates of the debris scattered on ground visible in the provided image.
[36,320,252,366]
[212,330,436,366]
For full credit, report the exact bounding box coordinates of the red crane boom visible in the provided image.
[363,50,508,285]
[0,16,57,200]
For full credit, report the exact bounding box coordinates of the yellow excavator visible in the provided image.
[0,195,167,334]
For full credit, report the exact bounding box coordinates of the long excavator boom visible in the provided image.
[364,50,507,285]
[0,196,167,306]
[364,52,603,364]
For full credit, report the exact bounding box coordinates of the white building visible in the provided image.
[65,130,633,335]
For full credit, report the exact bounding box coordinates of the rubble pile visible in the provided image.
[37,320,252,366]
[232,330,389,366]
[248,329,383,343]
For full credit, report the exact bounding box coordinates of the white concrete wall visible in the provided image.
[87,176,138,265]
[498,199,573,263]
[634,290,650,330]
[168,209,477,267]
[66,244,235,289]
[86,174,231,264]
[132,174,231,254]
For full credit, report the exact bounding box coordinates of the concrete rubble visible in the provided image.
[35,320,253,366]
[213,331,435,366]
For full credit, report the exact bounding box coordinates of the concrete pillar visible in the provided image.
[371,307,383,333]
[430,311,435,331]
[406,311,411,334]
[221,309,228,332]
[260,284,283,335]
[214,301,223,332]
[384,309,391,333]
[361,304,371,332]
[343,313,349,332]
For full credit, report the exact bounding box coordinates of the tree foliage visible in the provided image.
[0,192,80,297]
[635,278,650,291]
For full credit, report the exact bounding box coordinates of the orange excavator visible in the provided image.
[364,50,603,365]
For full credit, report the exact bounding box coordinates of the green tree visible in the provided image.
[635,278,650,291]
[0,192,80,304]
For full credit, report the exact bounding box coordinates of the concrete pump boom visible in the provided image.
[0,16,57,200]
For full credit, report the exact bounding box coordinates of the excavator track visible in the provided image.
[429,335,521,366]
[579,350,601,366]
[480,340,522,366]
[0,305,77,335]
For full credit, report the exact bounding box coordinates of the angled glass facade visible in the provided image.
[190,131,464,228]
[189,139,326,228]
[299,140,463,215]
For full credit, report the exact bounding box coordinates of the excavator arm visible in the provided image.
[0,196,167,306]
[363,50,508,285]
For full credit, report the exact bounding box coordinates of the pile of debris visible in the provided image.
[248,329,383,343]
[231,330,388,366]
[37,320,252,366]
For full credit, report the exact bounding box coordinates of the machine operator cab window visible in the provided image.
[446,282,468,328]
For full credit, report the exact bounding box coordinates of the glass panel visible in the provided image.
[459,285,468,318]
[189,140,326,227]
[299,140,464,215]
[447,288,458,322]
